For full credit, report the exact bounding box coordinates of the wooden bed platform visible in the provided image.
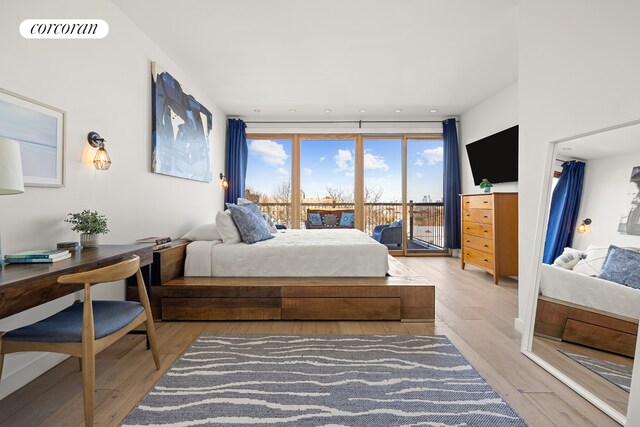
[127,247,435,322]
[535,295,638,357]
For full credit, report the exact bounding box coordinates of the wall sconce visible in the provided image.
[577,218,592,234]
[87,132,111,170]
[219,173,229,189]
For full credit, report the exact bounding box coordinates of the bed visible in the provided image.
[535,264,639,357]
[184,228,390,277]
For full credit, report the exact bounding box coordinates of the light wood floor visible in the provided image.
[0,257,620,427]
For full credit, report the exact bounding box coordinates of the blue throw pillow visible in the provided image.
[226,202,274,244]
[339,212,355,227]
[309,213,322,225]
[599,245,640,289]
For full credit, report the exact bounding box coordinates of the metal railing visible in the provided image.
[259,201,445,249]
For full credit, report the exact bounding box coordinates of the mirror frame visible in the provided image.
[520,118,640,426]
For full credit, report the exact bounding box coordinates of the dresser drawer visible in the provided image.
[462,222,493,238]
[463,234,494,253]
[463,247,494,271]
[462,208,493,224]
[462,195,493,209]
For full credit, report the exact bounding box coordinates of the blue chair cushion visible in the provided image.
[3,301,144,343]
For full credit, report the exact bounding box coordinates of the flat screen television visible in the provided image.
[465,125,518,185]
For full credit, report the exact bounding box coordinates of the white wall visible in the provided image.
[518,0,640,330]
[460,82,518,195]
[0,0,226,398]
[572,152,640,251]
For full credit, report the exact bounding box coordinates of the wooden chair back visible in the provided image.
[58,256,140,285]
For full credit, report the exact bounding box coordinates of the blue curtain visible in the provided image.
[224,119,248,205]
[443,118,461,249]
[543,160,586,263]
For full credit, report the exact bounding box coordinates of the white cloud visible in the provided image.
[319,156,326,162]
[276,167,289,176]
[364,153,389,171]
[303,167,313,176]
[415,172,424,179]
[414,158,424,167]
[249,139,288,167]
[420,147,443,165]
[334,149,353,172]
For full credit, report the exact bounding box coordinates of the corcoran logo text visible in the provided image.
[20,19,109,39]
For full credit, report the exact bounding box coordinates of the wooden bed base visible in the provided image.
[127,245,434,322]
[534,296,638,358]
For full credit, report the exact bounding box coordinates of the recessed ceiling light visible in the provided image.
[430,109,438,113]
[253,108,261,113]
[323,109,332,113]
[359,109,367,113]
[562,147,573,151]
[288,108,296,113]
[394,109,402,113]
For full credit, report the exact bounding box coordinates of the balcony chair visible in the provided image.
[0,255,160,427]
[373,220,403,248]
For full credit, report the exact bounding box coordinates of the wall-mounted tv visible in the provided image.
[465,125,518,185]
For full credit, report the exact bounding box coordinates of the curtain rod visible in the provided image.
[237,119,457,128]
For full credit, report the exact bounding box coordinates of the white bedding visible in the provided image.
[539,264,640,320]
[185,229,389,277]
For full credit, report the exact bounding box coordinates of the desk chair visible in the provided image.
[0,255,160,426]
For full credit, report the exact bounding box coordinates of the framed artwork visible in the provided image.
[618,165,640,235]
[0,88,65,187]
[151,62,213,182]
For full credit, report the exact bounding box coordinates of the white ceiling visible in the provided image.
[113,0,518,121]
[557,121,640,160]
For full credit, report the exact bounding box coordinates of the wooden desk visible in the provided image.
[0,245,153,319]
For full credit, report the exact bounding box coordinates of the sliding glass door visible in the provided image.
[300,137,356,229]
[406,137,446,253]
[363,138,404,253]
[245,136,293,228]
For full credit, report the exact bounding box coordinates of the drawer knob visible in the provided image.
[483,216,488,218]
[483,201,488,204]
[466,240,470,243]
[483,230,488,233]
[466,227,470,230]
[484,244,488,247]
[484,259,489,262]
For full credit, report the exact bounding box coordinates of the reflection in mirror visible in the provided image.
[530,121,640,421]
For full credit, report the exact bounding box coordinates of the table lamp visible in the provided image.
[0,137,25,269]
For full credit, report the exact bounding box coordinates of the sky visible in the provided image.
[246,137,444,202]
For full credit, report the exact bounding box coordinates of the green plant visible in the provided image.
[65,210,110,235]
[479,178,493,190]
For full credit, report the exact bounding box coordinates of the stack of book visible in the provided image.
[136,236,172,250]
[4,249,72,264]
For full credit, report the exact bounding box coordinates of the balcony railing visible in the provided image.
[258,201,445,249]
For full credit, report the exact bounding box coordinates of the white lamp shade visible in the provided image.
[0,137,25,195]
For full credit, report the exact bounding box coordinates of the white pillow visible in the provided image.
[572,245,609,276]
[215,210,242,244]
[552,247,585,269]
[237,197,252,205]
[182,223,221,241]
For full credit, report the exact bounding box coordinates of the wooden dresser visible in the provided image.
[460,192,518,284]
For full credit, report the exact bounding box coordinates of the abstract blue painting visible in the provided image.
[0,88,65,187]
[151,62,212,182]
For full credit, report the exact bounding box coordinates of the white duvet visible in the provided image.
[185,229,389,277]
[539,264,640,320]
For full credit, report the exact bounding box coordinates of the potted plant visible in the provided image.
[479,178,493,193]
[65,210,109,248]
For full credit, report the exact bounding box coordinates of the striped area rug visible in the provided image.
[122,334,527,426]
[559,349,633,392]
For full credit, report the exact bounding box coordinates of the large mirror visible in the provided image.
[522,119,640,425]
